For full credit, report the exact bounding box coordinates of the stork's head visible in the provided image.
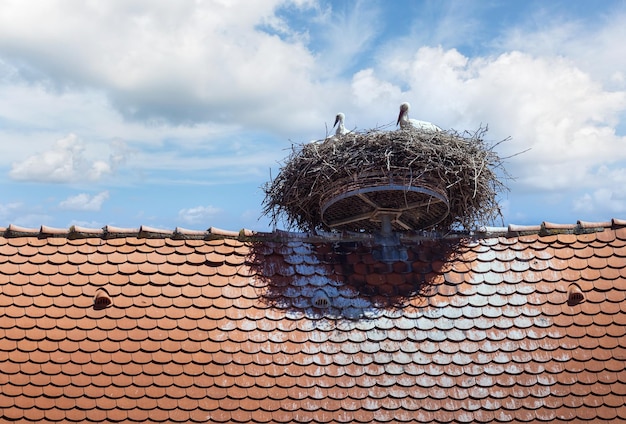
[397,102,411,125]
[334,113,345,127]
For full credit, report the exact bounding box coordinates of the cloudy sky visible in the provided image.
[1,0,625,232]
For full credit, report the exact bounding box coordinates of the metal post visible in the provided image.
[380,213,392,237]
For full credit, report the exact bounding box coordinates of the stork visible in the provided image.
[309,112,350,144]
[332,112,349,136]
[397,102,441,132]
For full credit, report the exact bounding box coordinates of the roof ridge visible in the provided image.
[1,219,623,240]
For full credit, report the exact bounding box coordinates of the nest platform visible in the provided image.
[263,126,508,233]
[320,172,449,232]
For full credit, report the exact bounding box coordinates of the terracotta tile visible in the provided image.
[593,406,618,422]
[18,404,46,422]
[605,289,626,307]
[570,405,599,420]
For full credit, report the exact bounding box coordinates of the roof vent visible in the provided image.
[94,289,112,310]
[567,284,585,306]
[312,291,331,309]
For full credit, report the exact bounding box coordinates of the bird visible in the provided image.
[397,102,441,132]
[309,113,350,144]
[332,112,350,136]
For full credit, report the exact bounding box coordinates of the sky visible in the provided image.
[1,0,626,233]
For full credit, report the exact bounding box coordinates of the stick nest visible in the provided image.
[262,126,509,233]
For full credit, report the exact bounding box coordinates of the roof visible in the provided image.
[1,219,626,423]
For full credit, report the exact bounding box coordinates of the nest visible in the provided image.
[262,126,510,233]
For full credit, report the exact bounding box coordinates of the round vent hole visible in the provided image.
[312,292,331,309]
[314,297,330,308]
[94,289,112,310]
[567,285,584,306]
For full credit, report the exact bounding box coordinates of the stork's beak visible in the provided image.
[396,110,402,126]
[333,115,340,127]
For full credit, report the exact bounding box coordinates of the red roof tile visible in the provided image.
[1,221,626,422]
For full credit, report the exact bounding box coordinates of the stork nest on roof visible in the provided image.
[262,126,510,233]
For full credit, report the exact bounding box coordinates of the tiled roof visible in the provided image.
[1,220,626,422]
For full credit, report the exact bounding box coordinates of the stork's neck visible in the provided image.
[398,110,411,129]
[335,122,346,135]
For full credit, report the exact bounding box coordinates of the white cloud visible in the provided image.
[498,7,626,90]
[572,193,594,214]
[0,0,333,134]
[573,166,626,216]
[356,46,626,192]
[8,133,117,183]
[59,191,110,211]
[311,0,381,77]
[351,69,402,107]
[573,188,626,216]
[0,202,23,222]
[178,205,222,225]
[109,139,131,171]
[11,213,54,229]
[68,219,106,229]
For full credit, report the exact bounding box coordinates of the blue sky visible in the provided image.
[1,0,626,232]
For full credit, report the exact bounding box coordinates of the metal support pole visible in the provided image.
[380,213,393,237]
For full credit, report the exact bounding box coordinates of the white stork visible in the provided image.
[397,102,441,132]
[332,112,349,136]
[309,112,350,144]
